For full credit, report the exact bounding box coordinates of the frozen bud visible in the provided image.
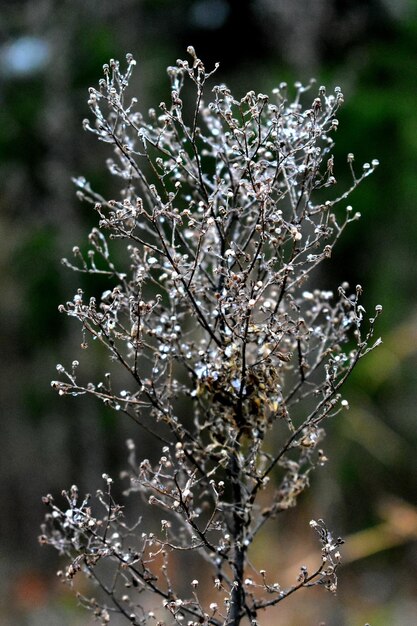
[209,603,218,612]
[341,399,349,408]
[309,519,318,528]
[375,304,383,313]
[102,473,113,485]
[191,579,199,588]
[347,153,354,162]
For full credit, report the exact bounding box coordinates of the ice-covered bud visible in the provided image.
[102,473,113,485]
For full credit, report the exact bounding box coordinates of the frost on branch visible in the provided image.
[42,50,381,625]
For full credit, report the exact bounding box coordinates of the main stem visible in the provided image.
[227,447,247,626]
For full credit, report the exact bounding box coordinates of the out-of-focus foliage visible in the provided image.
[0,1,416,624]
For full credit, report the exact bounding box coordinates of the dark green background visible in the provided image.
[0,1,416,624]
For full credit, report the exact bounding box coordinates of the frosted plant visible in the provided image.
[40,48,381,625]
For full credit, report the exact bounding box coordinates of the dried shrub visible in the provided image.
[40,48,381,625]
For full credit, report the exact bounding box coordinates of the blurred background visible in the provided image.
[0,0,416,624]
